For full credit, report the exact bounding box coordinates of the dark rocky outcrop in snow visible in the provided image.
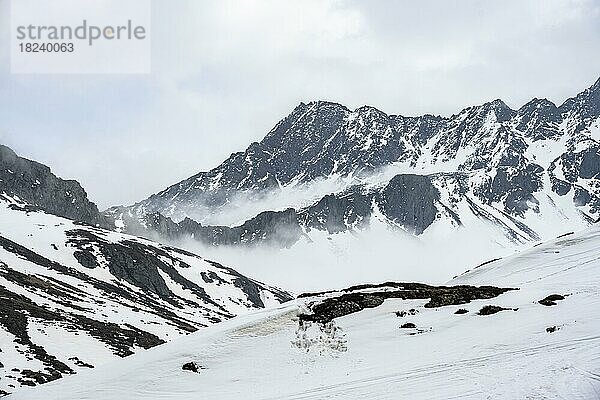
[400,322,416,329]
[538,294,565,306]
[181,362,205,373]
[299,188,372,234]
[299,282,516,323]
[477,305,514,315]
[0,280,164,387]
[118,208,303,248]
[395,309,418,317]
[548,142,600,216]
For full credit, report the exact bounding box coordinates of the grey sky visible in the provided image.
[1,0,599,209]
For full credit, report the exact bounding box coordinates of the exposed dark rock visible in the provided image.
[556,232,574,239]
[395,309,418,317]
[475,163,544,217]
[0,235,201,333]
[66,229,228,311]
[182,362,204,373]
[579,150,600,179]
[400,322,416,329]
[68,357,94,368]
[0,283,164,362]
[454,308,468,314]
[135,208,303,248]
[548,144,600,214]
[0,145,109,227]
[72,249,100,269]
[475,258,502,269]
[546,326,558,333]
[516,98,561,141]
[551,177,571,196]
[539,294,565,306]
[206,260,292,306]
[141,171,445,248]
[559,77,600,133]
[300,293,384,324]
[573,188,591,206]
[299,282,515,323]
[478,305,511,315]
[300,188,371,233]
[377,174,439,234]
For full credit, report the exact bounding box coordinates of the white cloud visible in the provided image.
[0,0,599,208]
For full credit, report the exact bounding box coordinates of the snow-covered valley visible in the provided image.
[10,226,600,399]
[1,76,599,399]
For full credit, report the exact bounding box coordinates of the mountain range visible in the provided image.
[1,76,600,397]
[106,77,600,249]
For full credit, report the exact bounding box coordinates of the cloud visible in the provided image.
[173,214,527,293]
[0,0,599,209]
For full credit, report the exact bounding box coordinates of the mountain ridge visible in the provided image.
[0,146,292,395]
[106,77,600,249]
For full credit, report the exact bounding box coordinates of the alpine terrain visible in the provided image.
[108,77,600,252]
[10,226,600,399]
[0,145,291,396]
[2,76,600,399]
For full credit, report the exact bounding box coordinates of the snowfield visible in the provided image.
[0,198,290,394]
[11,225,600,399]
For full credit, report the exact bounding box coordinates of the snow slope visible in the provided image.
[12,226,600,399]
[0,196,291,395]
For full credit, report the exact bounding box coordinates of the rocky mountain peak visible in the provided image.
[515,98,561,140]
[558,77,600,134]
[109,77,600,246]
[478,99,516,122]
[0,144,109,227]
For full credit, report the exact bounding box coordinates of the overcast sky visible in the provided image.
[1,0,599,209]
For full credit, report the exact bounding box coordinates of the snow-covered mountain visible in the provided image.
[12,226,600,400]
[0,147,291,396]
[108,77,600,248]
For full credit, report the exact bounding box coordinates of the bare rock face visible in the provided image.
[300,189,372,234]
[377,174,439,234]
[0,145,109,227]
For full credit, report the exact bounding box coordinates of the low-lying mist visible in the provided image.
[189,161,427,226]
[172,218,524,294]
